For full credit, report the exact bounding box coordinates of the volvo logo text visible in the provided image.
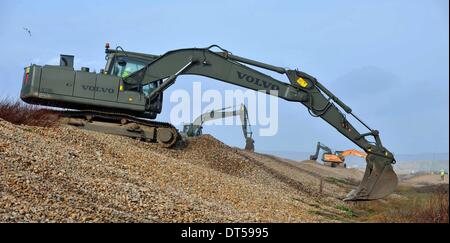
[237,71,280,90]
[82,85,115,94]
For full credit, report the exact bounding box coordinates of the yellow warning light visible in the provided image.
[119,85,124,91]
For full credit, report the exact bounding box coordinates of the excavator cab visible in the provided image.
[103,47,164,115]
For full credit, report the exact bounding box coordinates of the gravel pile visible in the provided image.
[0,119,352,222]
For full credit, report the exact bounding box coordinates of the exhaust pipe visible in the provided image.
[60,54,74,68]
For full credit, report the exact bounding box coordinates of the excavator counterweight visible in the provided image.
[20,44,397,200]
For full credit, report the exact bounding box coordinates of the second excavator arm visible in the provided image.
[123,45,397,201]
[184,107,238,136]
[240,104,255,151]
[182,104,254,151]
[310,142,334,161]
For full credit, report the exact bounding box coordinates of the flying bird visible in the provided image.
[23,27,32,36]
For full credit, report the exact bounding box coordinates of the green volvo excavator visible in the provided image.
[20,43,397,200]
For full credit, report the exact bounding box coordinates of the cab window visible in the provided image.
[112,57,146,78]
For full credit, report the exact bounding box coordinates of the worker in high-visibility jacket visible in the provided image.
[440,169,445,181]
[121,67,133,78]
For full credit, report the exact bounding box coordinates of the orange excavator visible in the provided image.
[310,142,367,168]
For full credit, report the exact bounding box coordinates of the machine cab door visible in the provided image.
[142,80,163,113]
[110,56,163,114]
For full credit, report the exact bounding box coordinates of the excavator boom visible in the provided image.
[340,149,367,158]
[182,104,254,151]
[310,142,333,161]
[124,45,398,200]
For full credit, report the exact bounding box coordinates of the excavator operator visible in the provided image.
[121,66,133,78]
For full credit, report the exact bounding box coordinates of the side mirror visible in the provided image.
[118,60,127,66]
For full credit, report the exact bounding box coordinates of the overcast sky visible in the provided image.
[0,0,448,155]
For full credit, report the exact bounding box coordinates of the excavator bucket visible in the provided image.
[245,137,255,152]
[344,154,398,201]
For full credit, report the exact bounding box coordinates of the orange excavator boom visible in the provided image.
[340,149,367,159]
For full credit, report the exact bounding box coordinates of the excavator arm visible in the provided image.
[183,104,254,151]
[185,108,236,136]
[310,142,333,161]
[340,149,367,159]
[240,104,255,151]
[123,45,397,200]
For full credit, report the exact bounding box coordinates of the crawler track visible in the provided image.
[59,109,179,148]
